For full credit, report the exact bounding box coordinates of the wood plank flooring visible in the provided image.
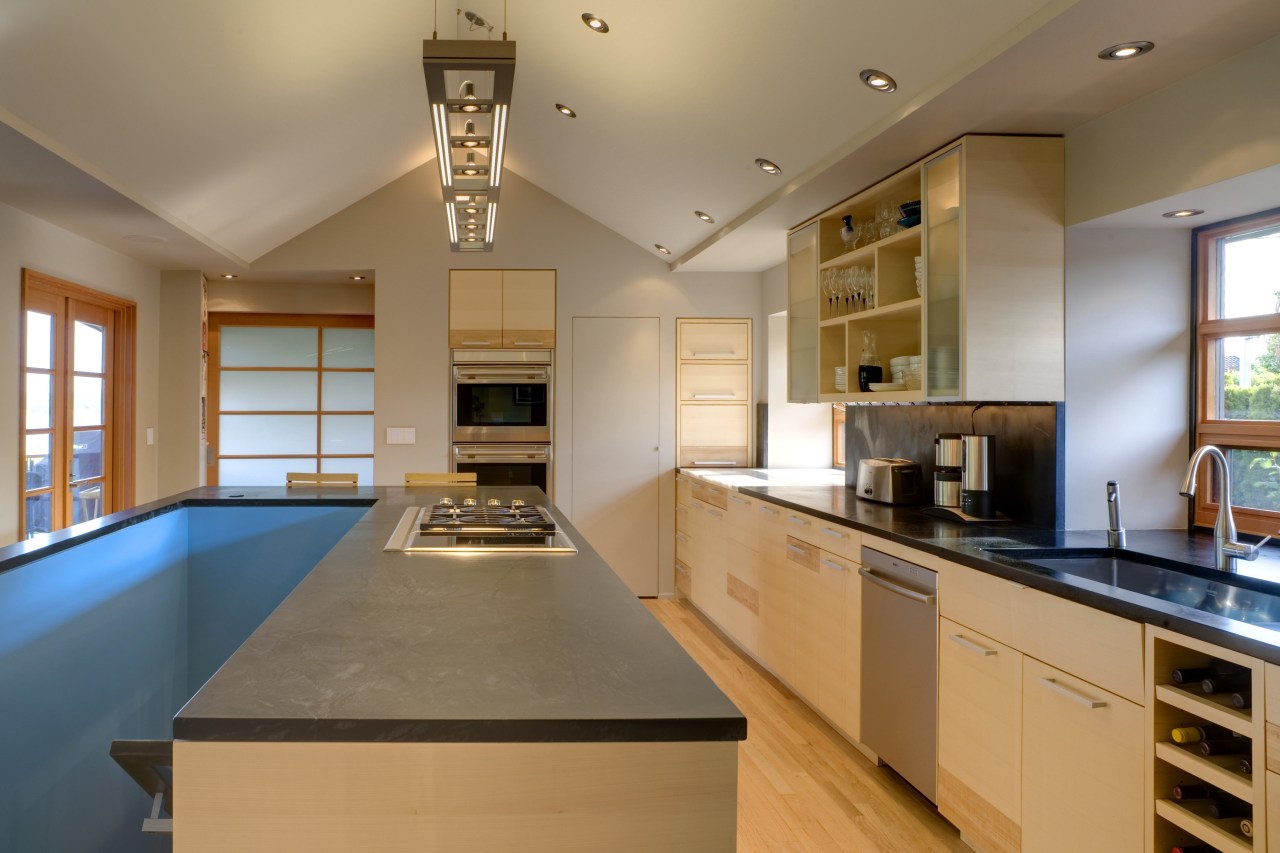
[645,599,969,853]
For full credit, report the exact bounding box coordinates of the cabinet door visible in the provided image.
[500,270,555,348]
[786,536,824,702]
[756,507,793,679]
[723,493,760,655]
[679,363,749,403]
[688,501,727,625]
[678,322,750,361]
[938,617,1023,853]
[923,147,961,399]
[449,270,504,348]
[787,222,819,403]
[1022,658,1144,853]
[816,551,857,739]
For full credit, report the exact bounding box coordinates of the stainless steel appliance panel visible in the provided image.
[451,350,553,444]
[453,444,552,495]
[859,546,938,802]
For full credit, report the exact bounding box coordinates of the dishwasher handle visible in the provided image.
[858,567,937,605]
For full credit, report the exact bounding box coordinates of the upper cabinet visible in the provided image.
[787,135,1064,404]
[449,269,556,349]
[677,319,753,468]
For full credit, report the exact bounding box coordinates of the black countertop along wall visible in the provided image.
[844,402,1064,528]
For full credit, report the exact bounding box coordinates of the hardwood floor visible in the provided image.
[645,599,969,853]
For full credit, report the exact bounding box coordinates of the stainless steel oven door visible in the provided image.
[451,364,551,443]
[453,444,552,495]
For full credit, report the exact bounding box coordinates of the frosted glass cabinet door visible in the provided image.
[787,222,820,403]
[321,372,374,411]
[220,372,318,411]
[220,327,318,368]
[220,415,317,455]
[322,328,374,368]
[924,147,962,399]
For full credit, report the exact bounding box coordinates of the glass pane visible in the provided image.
[1220,226,1280,320]
[25,493,52,539]
[221,371,317,411]
[74,320,105,373]
[26,373,51,430]
[925,148,961,398]
[72,430,104,481]
[322,328,374,368]
[322,372,374,411]
[220,457,315,487]
[321,456,373,485]
[73,376,104,427]
[320,415,374,455]
[1217,334,1280,420]
[71,482,104,525]
[219,414,316,455]
[220,326,318,368]
[24,434,52,491]
[1228,449,1280,512]
[26,311,53,369]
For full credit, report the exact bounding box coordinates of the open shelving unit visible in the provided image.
[1148,627,1267,852]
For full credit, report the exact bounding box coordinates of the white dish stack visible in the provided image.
[889,354,922,389]
[914,256,923,294]
[834,365,848,392]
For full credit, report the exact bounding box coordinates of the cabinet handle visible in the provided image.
[729,495,750,504]
[857,568,937,605]
[512,340,543,347]
[788,515,810,527]
[706,509,723,518]
[460,340,492,346]
[1039,677,1107,710]
[759,506,779,516]
[692,460,735,466]
[692,351,736,358]
[786,543,811,557]
[691,393,737,400]
[676,507,688,515]
[947,633,997,657]
[820,558,848,572]
[821,527,847,540]
[675,532,689,544]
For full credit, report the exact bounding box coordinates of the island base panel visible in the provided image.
[174,740,737,852]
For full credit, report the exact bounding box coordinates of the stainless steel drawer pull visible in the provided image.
[460,340,492,346]
[706,509,723,518]
[729,495,750,504]
[692,460,735,466]
[692,351,736,358]
[675,532,689,544]
[675,507,688,515]
[858,568,937,605]
[821,527,847,540]
[512,340,544,347]
[786,543,810,557]
[759,506,779,516]
[947,633,997,657]
[788,516,810,526]
[1039,677,1107,709]
[820,558,847,571]
[691,393,737,400]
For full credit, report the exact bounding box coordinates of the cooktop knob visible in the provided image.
[462,498,477,507]
[487,498,502,506]
[439,497,454,506]
[511,499,525,508]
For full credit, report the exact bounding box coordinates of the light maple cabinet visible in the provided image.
[722,492,761,655]
[676,319,752,468]
[787,134,1064,403]
[448,269,555,349]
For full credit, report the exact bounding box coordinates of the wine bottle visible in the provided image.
[1170,723,1234,744]
[1202,670,1251,694]
[1242,817,1254,837]
[1199,736,1250,756]
[1171,846,1216,853]
[1231,690,1252,709]
[1172,659,1245,685]
[1206,795,1250,819]
[1171,782,1213,800]
[1240,756,1253,774]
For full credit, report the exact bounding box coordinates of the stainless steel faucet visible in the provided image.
[1179,445,1271,572]
[1106,480,1126,548]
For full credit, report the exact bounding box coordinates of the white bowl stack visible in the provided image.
[914,256,923,294]
[834,366,848,392]
[889,354,922,389]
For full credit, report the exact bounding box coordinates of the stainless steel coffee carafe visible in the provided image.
[933,433,964,507]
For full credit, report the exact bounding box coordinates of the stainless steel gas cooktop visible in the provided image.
[383,497,578,554]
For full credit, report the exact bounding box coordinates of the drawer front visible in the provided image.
[674,559,691,599]
[679,321,749,361]
[680,403,749,446]
[691,481,729,510]
[676,475,692,507]
[448,330,502,348]
[675,502,693,534]
[679,363,749,402]
[725,492,757,546]
[811,519,860,562]
[1014,587,1144,706]
[675,528,694,566]
[679,446,749,468]
[1268,662,1280,724]
[938,560,1024,650]
[784,536,820,573]
[501,330,555,349]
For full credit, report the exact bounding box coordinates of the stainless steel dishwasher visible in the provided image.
[859,545,938,803]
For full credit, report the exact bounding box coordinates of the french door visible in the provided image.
[20,270,135,539]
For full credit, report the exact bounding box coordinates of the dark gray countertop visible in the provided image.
[4,486,745,744]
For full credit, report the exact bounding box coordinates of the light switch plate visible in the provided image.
[146,427,155,445]
[386,427,416,445]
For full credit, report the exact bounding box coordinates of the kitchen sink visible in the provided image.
[984,547,1280,627]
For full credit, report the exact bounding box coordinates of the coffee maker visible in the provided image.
[925,433,1001,523]
[960,434,994,519]
[933,434,963,507]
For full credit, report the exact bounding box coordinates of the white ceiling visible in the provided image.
[0,0,1278,278]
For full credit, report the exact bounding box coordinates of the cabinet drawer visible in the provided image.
[676,475,692,507]
[501,330,555,349]
[679,321,749,361]
[690,481,729,510]
[1014,587,1144,705]
[675,502,693,533]
[784,536,820,572]
[810,520,860,562]
[679,363,749,402]
[448,330,502,348]
[674,559,691,599]
[679,446,749,468]
[938,561,1024,649]
[679,404,749,446]
[675,528,694,565]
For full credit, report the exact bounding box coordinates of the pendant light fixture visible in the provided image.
[423,5,515,252]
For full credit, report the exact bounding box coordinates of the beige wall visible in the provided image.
[251,165,763,596]
[0,201,162,546]
[207,280,375,315]
[158,271,206,496]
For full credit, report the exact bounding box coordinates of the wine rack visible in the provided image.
[1148,627,1266,853]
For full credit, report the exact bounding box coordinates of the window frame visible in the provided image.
[1191,207,1280,535]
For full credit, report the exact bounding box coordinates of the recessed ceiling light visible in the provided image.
[220,274,238,279]
[1162,208,1205,218]
[1098,41,1155,60]
[349,275,367,281]
[463,206,480,214]
[556,103,577,118]
[695,211,715,223]
[859,69,897,92]
[655,244,671,255]
[755,158,782,175]
[582,13,609,33]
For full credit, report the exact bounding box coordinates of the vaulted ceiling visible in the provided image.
[1,0,1278,278]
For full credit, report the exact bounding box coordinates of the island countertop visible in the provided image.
[9,485,745,744]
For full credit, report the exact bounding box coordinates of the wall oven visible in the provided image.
[452,444,552,495]
[451,350,551,444]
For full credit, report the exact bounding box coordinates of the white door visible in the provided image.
[571,317,661,596]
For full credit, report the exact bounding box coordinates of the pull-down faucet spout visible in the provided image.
[1180,445,1271,572]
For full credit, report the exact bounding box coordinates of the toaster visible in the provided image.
[855,458,923,504]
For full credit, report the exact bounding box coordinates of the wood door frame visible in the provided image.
[19,269,136,539]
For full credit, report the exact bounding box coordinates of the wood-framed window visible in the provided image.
[207,313,374,486]
[19,269,136,539]
[1192,207,1280,536]
[832,404,846,469]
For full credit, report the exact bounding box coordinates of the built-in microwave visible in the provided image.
[451,350,551,444]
